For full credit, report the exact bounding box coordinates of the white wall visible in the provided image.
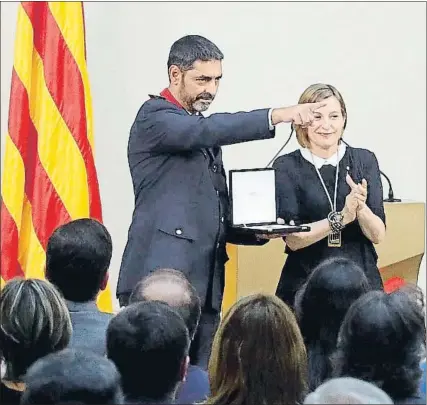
[1,2,426,309]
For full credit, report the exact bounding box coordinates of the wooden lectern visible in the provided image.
[222,201,425,314]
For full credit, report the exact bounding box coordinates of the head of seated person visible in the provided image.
[303,377,393,404]
[0,278,71,390]
[130,269,208,402]
[332,285,427,403]
[45,218,112,304]
[207,294,308,405]
[20,348,124,404]
[106,300,190,403]
[129,268,201,341]
[294,257,371,390]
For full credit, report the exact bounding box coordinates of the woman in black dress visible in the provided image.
[272,83,386,308]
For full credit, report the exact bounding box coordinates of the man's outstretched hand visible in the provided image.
[271,102,326,127]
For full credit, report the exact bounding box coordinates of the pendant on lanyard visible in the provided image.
[311,151,342,248]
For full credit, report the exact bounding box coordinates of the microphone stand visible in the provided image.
[380,170,401,202]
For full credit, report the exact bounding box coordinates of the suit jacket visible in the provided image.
[176,364,210,403]
[420,359,426,395]
[117,95,274,310]
[66,300,113,356]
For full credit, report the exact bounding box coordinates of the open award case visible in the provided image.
[229,168,311,236]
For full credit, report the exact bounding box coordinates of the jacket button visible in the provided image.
[221,217,224,223]
[175,228,182,235]
[212,164,218,173]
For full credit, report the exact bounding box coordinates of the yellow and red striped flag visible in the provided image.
[0,1,112,312]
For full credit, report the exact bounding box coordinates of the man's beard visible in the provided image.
[192,97,212,113]
[179,86,214,113]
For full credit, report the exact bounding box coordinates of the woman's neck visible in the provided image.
[309,144,339,159]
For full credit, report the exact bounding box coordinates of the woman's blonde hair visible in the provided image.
[0,278,72,380]
[295,83,347,148]
[207,294,307,405]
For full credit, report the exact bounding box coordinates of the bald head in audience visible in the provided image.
[130,268,201,339]
[304,377,393,404]
[130,269,211,403]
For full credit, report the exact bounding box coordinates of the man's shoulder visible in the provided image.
[70,310,112,333]
[67,301,113,323]
[138,95,184,116]
[97,310,114,320]
[88,309,114,324]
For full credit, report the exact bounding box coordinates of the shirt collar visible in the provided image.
[159,88,199,116]
[300,142,347,169]
[159,88,183,109]
[66,300,98,313]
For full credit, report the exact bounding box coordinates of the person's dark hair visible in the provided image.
[129,268,201,339]
[21,348,124,404]
[0,278,72,380]
[207,294,307,405]
[46,218,112,302]
[294,257,371,391]
[167,35,223,76]
[106,301,190,401]
[332,285,426,401]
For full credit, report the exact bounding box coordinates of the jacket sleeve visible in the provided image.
[363,150,386,226]
[131,100,276,153]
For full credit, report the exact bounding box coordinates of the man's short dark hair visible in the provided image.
[106,301,190,401]
[21,348,124,404]
[167,35,224,73]
[129,268,201,339]
[46,218,112,302]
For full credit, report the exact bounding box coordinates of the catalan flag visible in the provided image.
[0,1,112,312]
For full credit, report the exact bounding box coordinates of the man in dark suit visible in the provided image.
[46,219,113,356]
[129,268,210,404]
[117,35,324,368]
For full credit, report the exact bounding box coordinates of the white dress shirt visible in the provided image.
[300,142,347,169]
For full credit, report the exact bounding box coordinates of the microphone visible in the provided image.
[340,139,401,203]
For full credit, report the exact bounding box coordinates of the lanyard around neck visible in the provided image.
[310,151,340,212]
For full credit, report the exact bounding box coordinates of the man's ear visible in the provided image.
[169,65,183,86]
[100,273,109,291]
[180,355,190,383]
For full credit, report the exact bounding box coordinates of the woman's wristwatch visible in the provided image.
[327,211,346,233]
